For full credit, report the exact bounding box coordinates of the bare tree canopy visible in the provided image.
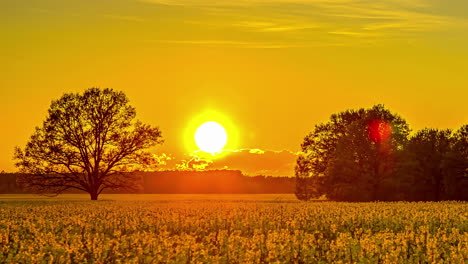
[14,88,163,200]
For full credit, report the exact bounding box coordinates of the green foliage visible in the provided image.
[448,125,468,199]
[401,129,452,201]
[326,119,396,201]
[14,88,163,200]
[296,105,410,201]
[397,126,468,201]
[296,104,468,201]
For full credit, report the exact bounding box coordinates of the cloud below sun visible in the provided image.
[155,149,298,177]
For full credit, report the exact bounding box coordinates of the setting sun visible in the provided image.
[195,121,227,154]
[2,1,468,262]
[184,110,239,156]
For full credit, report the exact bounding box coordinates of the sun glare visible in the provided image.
[184,110,238,156]
[195,121,228,154]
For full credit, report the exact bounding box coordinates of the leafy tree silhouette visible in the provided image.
[14,88,163,200]
[295,105,410,201]
[399,126,468,201]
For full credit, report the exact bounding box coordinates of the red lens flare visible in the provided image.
[367,119,392,143]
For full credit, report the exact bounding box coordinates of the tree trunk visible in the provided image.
[434,178,441,201]
[90,191,99,200]
[434,169,442,201]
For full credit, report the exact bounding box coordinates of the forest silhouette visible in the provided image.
[296,105,468,201]
[8,88,468,201]
[0,171,294,194]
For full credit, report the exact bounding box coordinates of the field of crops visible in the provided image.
[0,195,467,263]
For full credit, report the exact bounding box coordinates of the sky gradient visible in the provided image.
[2,0,467,175]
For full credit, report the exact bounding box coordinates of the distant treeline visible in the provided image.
[0,170,295,194]
[0,173,25,194]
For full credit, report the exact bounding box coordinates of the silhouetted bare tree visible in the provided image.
[14,88,163,200]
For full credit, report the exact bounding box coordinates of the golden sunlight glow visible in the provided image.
[184,110,239,157]
[1,0,468,173]
[195,121,228,154]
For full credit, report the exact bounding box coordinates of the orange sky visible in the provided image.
[1,0,467,175]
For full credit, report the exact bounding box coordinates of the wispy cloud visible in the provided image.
[140,0,359,7]
[249,149,266,154]
[321,3,451,31]
[232,21,319,32]
[102,14,145,22]
[138,0,465,47]
[148,39,331,49]
[329,31,384,37]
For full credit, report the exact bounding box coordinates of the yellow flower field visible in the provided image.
[0,195,467,263]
